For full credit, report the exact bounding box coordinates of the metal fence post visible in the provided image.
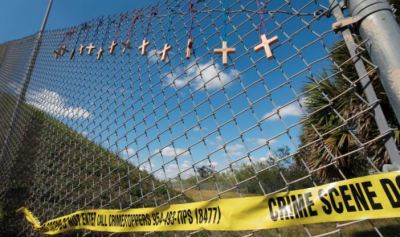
[20,0,53,102]
[347,0,400,124]
[0,0,53,160]
[331,0,400,167]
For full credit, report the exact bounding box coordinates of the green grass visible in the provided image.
[0,97,187,236]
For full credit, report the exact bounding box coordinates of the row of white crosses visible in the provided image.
[54,34,279,64]
[213,34,279,64]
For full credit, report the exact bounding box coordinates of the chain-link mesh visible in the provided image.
[0,0,399,236]
[0,34,39,235]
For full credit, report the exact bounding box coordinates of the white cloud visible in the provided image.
[122,147,136,157]
[255,151,276,164]
[259,156,269,162]
[161,160,219,180]
[165,60,239,90]
[225,143,245,157]
[206,138,216,146]
[138,159,190,176]
[140,159,221,180]
[216,135,223,142]
[141,160,194,180]
[210,161,218,169]
[255,138,277,146]
[154,146,189,157]
[193,126,207,132]
[263,100,305,121]
[139,160,153,172]
[258,156,275,163]
[28,89,90,119]
[147,49,159,63]
[162,160,194,179]
[226,143,244,152]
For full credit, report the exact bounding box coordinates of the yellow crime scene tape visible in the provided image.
[18,171,400,235]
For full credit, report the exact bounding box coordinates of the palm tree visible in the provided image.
[297,1,400,181]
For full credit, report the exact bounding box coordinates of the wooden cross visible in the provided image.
[121,39,132,54]
[69,48,75,60]
[138,39,150,55]
[86,43,96,55]
[79,44,85,55]
[214,41,236,65]
[160,43,172,61]
[108,40,118,54]
[96,47,104,60]
[254,34,279,60]
[59,45,68,56]
[53,49,60,59]
[186,38,193,59]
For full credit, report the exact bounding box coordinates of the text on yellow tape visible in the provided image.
[18,171,400,235]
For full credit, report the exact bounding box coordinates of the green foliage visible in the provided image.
[297,9,400,181]
[0,100,186,236]
[232,146,310,194]
[390,0,400,22]
[179,146,310,196]
[197,165,215,178]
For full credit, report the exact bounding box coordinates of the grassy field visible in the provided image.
[0,101,186,236]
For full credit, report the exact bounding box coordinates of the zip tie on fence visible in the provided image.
[18,171,400,235]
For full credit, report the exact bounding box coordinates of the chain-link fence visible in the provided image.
[0,0,399,236]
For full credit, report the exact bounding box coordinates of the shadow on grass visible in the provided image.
[351,224,400,237]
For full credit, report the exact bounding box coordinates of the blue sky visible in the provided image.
[0,0,158,44]
[4,0,341,181]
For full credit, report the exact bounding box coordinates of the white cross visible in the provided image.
[86,43,96,55]
[214,41,236,65]
[138,39,150,55]
[53,49,60,59]
[160,43,172,61]
[108,40,118,54]
[254,34,279,60]
[59,45,68,56]
[79,44,85,55]
[121,40,132,54]
[96,47,104,60]
[186,38,193,59]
